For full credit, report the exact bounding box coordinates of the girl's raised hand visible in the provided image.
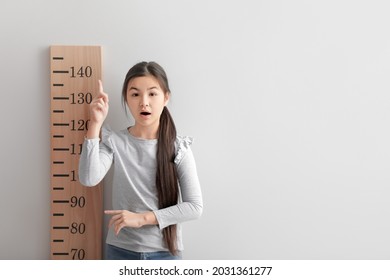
[89,80,109,125]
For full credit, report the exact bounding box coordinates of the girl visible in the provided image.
[79,61,203,260]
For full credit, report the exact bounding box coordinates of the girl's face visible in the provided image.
[126,75,169,129]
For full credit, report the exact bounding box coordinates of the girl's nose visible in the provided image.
[140,96,149,107]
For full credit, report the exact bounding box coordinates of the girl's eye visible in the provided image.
[150,92,157,96]
[131,93,139,97]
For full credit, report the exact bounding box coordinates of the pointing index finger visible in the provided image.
[104,210,121,215]
[98,79,109,103]
[98,79,104,93]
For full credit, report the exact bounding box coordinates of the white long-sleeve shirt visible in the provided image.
[78,126,203,253]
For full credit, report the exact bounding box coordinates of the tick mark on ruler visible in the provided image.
[53,253,69,256]
[52,57,64,60]
[53,240,64,243]
[53,135,64,138]
[53,213,64,216]
[53,187,64,190]
[53,200,70,203]
[53,70,69,74]
[53,226,69,230]
[53,83,64,87]
[53,97,69,100]
[53,174,69,177]
[53,148,70,151]
[53,110,64,113]
[53,123,69,126]
[53,161,64,164]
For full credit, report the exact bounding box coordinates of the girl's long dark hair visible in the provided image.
[122,61,179,255]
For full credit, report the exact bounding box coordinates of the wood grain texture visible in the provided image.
[50,46,103,260]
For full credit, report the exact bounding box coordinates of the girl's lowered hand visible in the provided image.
[104,210,158,235]
[105,210,145,235]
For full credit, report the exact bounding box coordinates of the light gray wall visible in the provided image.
[1,0,389,259]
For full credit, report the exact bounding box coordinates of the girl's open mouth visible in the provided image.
[140,112,151,116]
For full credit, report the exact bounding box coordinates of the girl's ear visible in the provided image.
[164,92,170,106]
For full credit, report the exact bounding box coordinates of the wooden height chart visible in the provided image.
[50,46,103,259]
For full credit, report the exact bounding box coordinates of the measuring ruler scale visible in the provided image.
[50,46,103,259]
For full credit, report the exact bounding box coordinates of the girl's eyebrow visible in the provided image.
[128,86,159,91]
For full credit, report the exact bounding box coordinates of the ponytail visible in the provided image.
[156,106,179,255]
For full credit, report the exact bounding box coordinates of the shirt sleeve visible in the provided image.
[78,126,114,187]
[153,138,203,229]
